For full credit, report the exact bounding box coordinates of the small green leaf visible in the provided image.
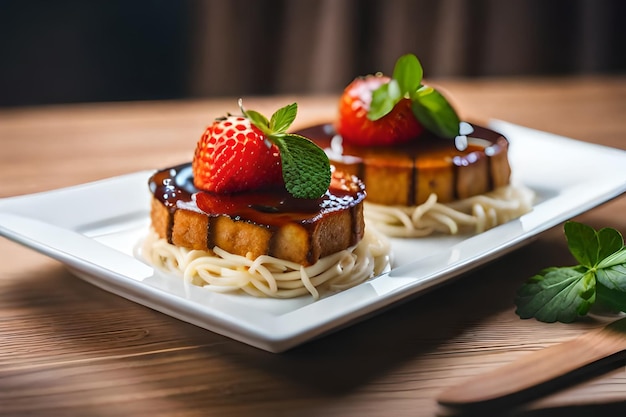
[597,264,626,291]
[411,86,460,138]
[365,53,460,139]
[392,54,422,94]
[564,221,602,267]
[515,266,595,323]
[597,228,625,260]
[272,134,331,199]
[565,222,623,268]
[270,102,298,134]
[597,247,626,270]
[596,282,626,313]
[515,222,626,324]
[596,252,626,291]
[245,109,271,135]
[243,101,331,199]
[369,80,402,121]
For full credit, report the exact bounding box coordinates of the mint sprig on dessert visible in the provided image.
[369,53,461,139]
[241,100,331,199]
[515,221,626,322]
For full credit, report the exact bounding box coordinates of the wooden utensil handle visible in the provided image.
[437,318,626,412]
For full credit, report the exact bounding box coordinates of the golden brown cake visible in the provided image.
[298,123,512,207]
[149,163,366,266]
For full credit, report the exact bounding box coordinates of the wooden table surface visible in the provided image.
[1,76,625,417]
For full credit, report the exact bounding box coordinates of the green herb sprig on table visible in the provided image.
[515,221,626,323]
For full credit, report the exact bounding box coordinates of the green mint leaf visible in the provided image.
[241,100,331,199]
[598,228,625,259]
[515,266,596,323]
[270,102,298,134]
[565,221,623,268]
[565,221,601,267]
[367,53,422,121]
[564,221,598,267]
[245,109,271,135]
[369,80,402,121]
[597,264,626,291]
[596,282,626,313]
[245,102,298,136]
[411,86,460,138]
[393,53,422,94]
[515,222,626,323]
[271,134,331,199]
[597,246,626,270]
[596,247,626,291]
[366,53,461,139]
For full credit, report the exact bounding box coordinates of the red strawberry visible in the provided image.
[192,116,283,193]
[337,75,424,146]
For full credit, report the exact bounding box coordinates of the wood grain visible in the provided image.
[1,77,625,417]
[438,317,626,410]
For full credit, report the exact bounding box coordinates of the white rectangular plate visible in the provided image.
[1,121,625,352]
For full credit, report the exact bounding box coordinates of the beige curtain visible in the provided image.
[186,0,622,97]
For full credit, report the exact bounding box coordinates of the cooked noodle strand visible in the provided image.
[365,184,534,237]
[142,228,390,300]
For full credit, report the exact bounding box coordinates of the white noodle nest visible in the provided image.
[142,227,390,300]
[364,184,535,237]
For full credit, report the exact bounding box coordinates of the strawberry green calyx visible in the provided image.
[240,100,331,199]
[368,54,461,139]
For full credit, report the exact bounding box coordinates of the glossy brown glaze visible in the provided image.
[148,164,366,265]
[149,163,365,227]
[296,123,512,206]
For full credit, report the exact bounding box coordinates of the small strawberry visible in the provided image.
[337,53,461,146]
[337,74,424,146]
[192,115,283,193]
[192,101,331,199]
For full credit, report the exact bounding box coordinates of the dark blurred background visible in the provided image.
[1,0,624,108]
